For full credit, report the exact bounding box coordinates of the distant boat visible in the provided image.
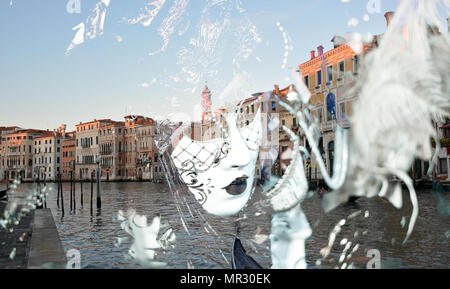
[231,237,264,269]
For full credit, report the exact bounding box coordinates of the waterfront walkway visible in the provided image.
[0,203,66,269]
[0,203,34,269]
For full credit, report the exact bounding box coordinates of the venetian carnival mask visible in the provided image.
[171,109,262,216]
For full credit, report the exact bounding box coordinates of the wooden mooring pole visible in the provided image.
[57,173,60,208]
[60,174,64,216]
[72,173,76,211]
[90,176,93,215]
[69,173,73,212]
[96,161,101,209]
[80,173,84,208]
[43,175,47,209]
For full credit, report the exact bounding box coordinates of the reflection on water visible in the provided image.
[8,182,450,269]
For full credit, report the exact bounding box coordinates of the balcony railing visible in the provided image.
[318,119,351,132]
[319,121,335,132]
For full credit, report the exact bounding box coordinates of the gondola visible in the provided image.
[0,188,9,201]
[231,237,264,269]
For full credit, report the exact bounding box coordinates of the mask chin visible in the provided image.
[202,177,255,217]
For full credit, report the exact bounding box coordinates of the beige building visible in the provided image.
[135,119,159,181]
[1,129,49,181]
[32,129,63,181]
[297,29,379,181]
[98,121,124,181]
[0,126,20,180]
[75,119,115,180]
[61,131,76,180]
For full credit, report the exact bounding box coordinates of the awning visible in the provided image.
[440,123,450,129]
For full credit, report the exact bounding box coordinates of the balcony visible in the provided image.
[318,118,351,132]
[319,121,335,132]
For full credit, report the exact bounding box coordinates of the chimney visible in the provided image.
[274,85,280,95]
[384,11,394,27]
[310,50,316,59]
[317,45,324,56]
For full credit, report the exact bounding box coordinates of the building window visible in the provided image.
[317,70,322,85]
[282,119,286,126]
[304,75,309,88]
[260,102,264,112]
[439,158,448,174]
[340,102,346,118]
[271,101,276,111]
[281,145,288,152]
[327,66,333,82]
[339,61,345,77]
[353,55,360,73]
[317,108,323,123]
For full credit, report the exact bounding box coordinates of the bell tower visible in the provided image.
[201,82,212,121]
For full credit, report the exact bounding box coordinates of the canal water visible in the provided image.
[7,182,450,269]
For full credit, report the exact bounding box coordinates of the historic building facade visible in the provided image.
[61,131,76,180]
[1,129,50,181]
[75,119,115,180]
[98,121,124,181]
[32,131,63,181]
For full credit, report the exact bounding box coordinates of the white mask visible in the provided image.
[171,109,262,216]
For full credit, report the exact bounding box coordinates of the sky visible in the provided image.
[0,0,446,131]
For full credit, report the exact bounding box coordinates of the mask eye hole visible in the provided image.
[239,124,261,151]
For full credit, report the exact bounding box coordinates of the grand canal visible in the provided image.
[6,182,450,269]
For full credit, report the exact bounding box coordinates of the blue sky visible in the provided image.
[0,0,436,131]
